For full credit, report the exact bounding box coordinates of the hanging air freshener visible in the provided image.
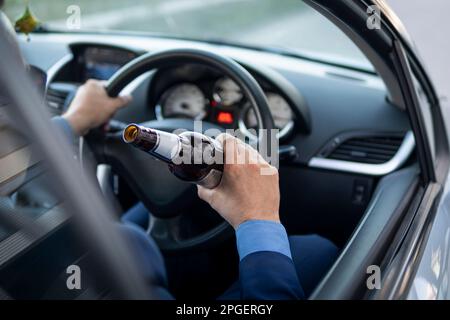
[14,1,40,41]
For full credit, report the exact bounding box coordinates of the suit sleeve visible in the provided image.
[51,116,78,142]
[236,221,305,300]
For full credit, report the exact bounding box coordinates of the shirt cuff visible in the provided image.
[236,220,292,261]
[51,116,77,142]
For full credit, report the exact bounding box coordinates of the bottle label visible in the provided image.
[154,130,181,161]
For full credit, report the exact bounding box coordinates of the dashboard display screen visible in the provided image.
[83,47,136,81]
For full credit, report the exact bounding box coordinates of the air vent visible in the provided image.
[46,88,69,115]
[327,136,404,164]
[46,83,78,116]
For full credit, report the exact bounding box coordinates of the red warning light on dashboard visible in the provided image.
[217,112,234,124]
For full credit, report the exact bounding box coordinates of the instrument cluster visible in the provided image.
[155,76,295,140]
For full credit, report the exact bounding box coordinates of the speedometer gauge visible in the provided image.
[213,77,243,106]
[162,84,206,119]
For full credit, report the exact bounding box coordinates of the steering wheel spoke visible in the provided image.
[148,216,183,247]
[148,213,233,252]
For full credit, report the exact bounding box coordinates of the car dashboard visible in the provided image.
[10,32,415,247]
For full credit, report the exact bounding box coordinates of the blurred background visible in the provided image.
[387,0,449,129]
[2,0,371,69]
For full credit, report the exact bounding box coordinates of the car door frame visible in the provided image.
[371,39,450,300]
[304,0,450,299]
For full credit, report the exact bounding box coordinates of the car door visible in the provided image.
[303,0,450,299]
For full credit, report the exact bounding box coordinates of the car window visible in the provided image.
[3,0,373,71]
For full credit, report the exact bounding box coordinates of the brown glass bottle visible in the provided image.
[123,124,224,189]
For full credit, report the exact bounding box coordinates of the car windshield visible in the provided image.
[4,0,373,71]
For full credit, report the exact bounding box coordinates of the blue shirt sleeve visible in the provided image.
[51,116,77,142]
[236,220,292,261]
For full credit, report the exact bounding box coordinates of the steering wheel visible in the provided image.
[89,48,275,252]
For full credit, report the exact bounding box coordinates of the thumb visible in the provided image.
[197,185,214,202]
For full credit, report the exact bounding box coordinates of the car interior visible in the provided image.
[0,1,421,299]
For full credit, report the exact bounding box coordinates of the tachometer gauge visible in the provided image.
[267,93,293,129]
[242,93,294,140]
[213,77,243,106]
[162,84,206,119]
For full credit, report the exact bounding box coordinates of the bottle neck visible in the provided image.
[123,124,224,166]
[123,124,181,162]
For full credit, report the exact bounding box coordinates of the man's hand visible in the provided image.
[197,134,280,229]
[62,79,132,136]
